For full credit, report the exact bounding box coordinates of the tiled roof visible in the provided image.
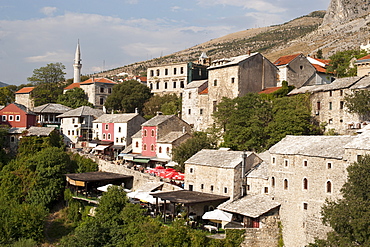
[33,103,72,114]
[218,194,280,218]
[185,149,253,169]
[208,53,259,70]
[273,54,301,66]
[312,64,327,73]
[12,103,36,115]
[57,106,104,118]
[80,77,117,85]
[93,113,140,123]
[199,87,208,94]
[142,115,174,126]
[64,83,81,90]
[26,126,55,136]
[157,131,190,143]
[269,135,353,159]
[357,54,370,61]
[15,87,35,94]
[258,87,282,94]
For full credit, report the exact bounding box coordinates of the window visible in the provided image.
[284,159,289,167]
[108,88,112,94]
[180,67,184,74]
[224,187,228,193]
[135,142,139,148]
[189,184,193,191]
[271,177,275,187]
[272,157,276,164]
[76,130,79,136]
[213,79,217,86]
[166,147,170,153]
[329,91,332,97]
[68,130,71,135]
[159,147,162,153]
[15,115,20,121]
[340,90,343,96]
[100,97,104,105]
[72,118,75,124]
[300,65,303,70]
[284,179,288,190]
[150,144,154,151]
[173,68,177,75]
[329,118,333,124]
[118,127,121,133]
[327,162,332,169]
[165,68,168,75]
[213,101,217,112]
[103,133,106,139]
[143,144,147,151]
[72,130,74,135]
[8,115,13,121]
[96,124,98,128]
[210,185,214,192]
[164,82,168,89]
[303,203,308,210]
[180,81,184,88]
[151,129,155,137]
[340,101,344,109]
[200,109,203,115]
[201,184,204,189]
[231,77,235,83]
[357,155,363,162]
[1,115,6,121]
[264,187,268,193]
[188,109,191,115]
[189,168,193,173]
[105,124,109,130]
[303,160,308,167]
[150,83,153,90]
[116,138,119,142]
[303,178,308,190]
[156,82,159,90]
[317,101,321,111]
[150,70,154,77]
[173,81,177,88]
[121,138,124,143]
[329,102,332,110]
[156,69,160,76]
[326,181,332,193]
[188,92,191,99]
[144,130,147,137]
[100,87,104,93]
[10,136,15,143]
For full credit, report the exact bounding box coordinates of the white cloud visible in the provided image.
[25,51,71,63]
[171,6,181,12]
[244,12,284,27]
[124,0,139,4]
[40,6,57,17]
[196,0,286,13]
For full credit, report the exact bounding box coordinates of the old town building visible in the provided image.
[33,103,72,129]
[0,103,36,128]
[14,87,35,110]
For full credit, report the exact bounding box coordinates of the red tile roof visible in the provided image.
[80,77,117,85]
[199,88,208,94]
[312,64,327,73]
[15,87,35,94]
[313,58,330,65]
[259,87,282,94]
[64,83,81,90]
[357,54,370,61]
[274,54,301,66]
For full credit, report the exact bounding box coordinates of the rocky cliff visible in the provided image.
[322,0,370,26]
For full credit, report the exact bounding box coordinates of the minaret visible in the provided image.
[73,40,82,83]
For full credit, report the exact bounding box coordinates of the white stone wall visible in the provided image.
[15,94,34,110]
[114,122,128,146]
[156,143,172,159]
[132,136,142,154]
[60,117,80,143]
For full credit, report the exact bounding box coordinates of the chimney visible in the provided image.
[182,126,186,133]
[135,108,138,114]
[248,50,251,56]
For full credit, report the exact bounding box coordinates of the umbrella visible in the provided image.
[155,166,165,169]
[202,209,232,223]
[161,171,178,179]
[165,168,176,172]
[172,173,185,181]
[97,184,114,192]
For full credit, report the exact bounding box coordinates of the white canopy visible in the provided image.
[127,190,163,204]
[202,209,232,222]
[93,145,109,151]
[97,184,113,192]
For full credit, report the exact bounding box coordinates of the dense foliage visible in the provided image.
[309,155,370,246]
[143,94,181,119]
[326,49,368,78]
[344,90,370,121]
[28,63,67,106]
[213,93,320,152]
[105,80,152,113]
[57,87,93,108]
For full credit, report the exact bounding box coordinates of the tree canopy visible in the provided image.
[57,87,93,108]
[326,50,368,78]
[344,90,370,121]
[143,94,181,119]
[309,155,370,246]
[104,80,152,113]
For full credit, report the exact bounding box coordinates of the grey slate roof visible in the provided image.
[157,131,190,143]
[13,103,36,115]
[218,194,280,218]
[57,106,104,118]
[142,115,174,126]
[185,149,253,168]
[136,182,164,192]
[269,135,353,159]
[8,127,27,134]
[349,76,370,89]
[185,80,207,89]
[288,76,362,95]
[131,130,141,139]
[26,126,55,136]
[33,103,72,114]
[345,131,370,150]
[93,113,140,123]
[208,53,259,70]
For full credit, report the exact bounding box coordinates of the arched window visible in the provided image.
[143,144,147,151]
[151,129,155,137]
[103,133,106,139]
[150,144,154,151]
[303,178,308,190]
[271,177,275,187]
[159,147,162,153]
[107,134,111,140]
[118,127,121,133]
[166,147,170,153]
[284,179,288,190]
[135,142,139,148]
[327,181,332,193]
[144,130,147,137]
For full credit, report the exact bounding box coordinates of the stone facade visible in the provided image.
[355,54,370,77]
[14,87,35,110]
[147,62,208,96]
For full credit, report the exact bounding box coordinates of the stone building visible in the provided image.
[33,103,72,129]
[274,53,332,88]
[146,59,208,96]
[14,87,35,110]
[288,76,370,134]
[355,54,370,77]
[64,77,116,109]
[202,52,278,130]
[184,149,262,201]
[181,80,208,131]
[268,135,354,247]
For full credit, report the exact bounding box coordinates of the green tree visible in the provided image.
[28,63,66,106]
[0,86,15,105]
[309,155,370,246]
[105,80,152,113]
[172,132,218,172]
[57,87,93,108]
[143,94,181,118]
[344,90,370,120]
[326,50,368,78]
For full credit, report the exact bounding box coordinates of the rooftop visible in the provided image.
[273,54,300,66]
[57,106,104,118]
[26,126,55,137]
[64,82,81,90]
[258,87,282,94]
[157,131,190,144]
[208,53,259,70]
[185,149,253,169]
[80,77,117,85]
[65,171,132,182]
[142,114,175,126]
[93,113,140,123]
[15,87,35,94]
[151,190,229,205]
[185,80,207,89]
[33,103,72,114]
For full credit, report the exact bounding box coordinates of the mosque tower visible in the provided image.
[73,40,82,83]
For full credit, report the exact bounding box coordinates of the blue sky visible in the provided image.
[0,0,330,85]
